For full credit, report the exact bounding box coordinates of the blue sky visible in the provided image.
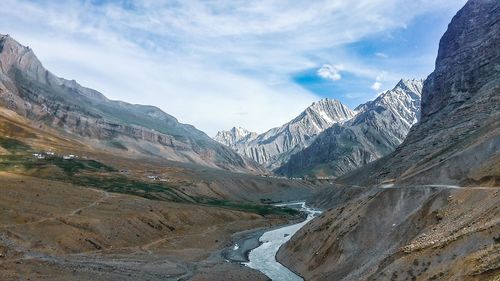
[293,8,464,109]
[0,0,467,135]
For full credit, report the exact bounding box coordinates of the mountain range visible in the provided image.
[277,79,423,177]
[0,34,261,173]
[215,98,355,170]
[215,79,423,177]
[340,0,499,187]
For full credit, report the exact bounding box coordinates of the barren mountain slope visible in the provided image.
[0,107,317,202]
[278,186,499,280]
[0,34,262,173]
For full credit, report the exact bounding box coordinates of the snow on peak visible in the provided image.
[395,79,424,96]
[304,98,354,125]
[214,127,257,147]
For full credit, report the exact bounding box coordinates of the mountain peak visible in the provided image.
[0,34,262,173]
[309,98,342,107]
[300,98,354,125]
[0,33,33,57]
[214,127,257,147]
[0,34,47,83]
[394,78,424,95]
[230,126,250,134]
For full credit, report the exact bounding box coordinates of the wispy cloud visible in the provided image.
[0,0,467,135]
[375,52,389,58]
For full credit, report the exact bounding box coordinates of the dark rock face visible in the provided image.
[341,0,500,186]
[0,35,261,172]
[422,0,500,120]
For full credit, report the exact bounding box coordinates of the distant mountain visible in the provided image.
[214,98,355,170]
[0,34,262,173]
[214,127,258,148]
[341,0,499,186]
[276,79,423,177]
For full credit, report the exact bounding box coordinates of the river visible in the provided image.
[242,202,321,281]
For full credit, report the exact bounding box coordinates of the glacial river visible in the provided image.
[243,202,321,281]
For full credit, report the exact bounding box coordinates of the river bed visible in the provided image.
[240,202,321,281]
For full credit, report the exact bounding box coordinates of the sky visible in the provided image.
[0,0,467,136]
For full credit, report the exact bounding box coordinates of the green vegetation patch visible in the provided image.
[196,198,301,217]
[45,158,116,175]
[0,154,191,202]
[0,137,31,153]
[0,155,115,175]
[67,175,190,202]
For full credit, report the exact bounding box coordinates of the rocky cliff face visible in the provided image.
[0,34,262,173]
[277,79,423,177]
[278,1,500,280]
[340,0,500,186]
[214,98,355,170]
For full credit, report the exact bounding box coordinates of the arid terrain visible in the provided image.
[1,0,499,280]
[0,172,288,280]
[278,185,500,280]
[0,105,314,280]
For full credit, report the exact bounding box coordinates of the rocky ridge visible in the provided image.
[0,34,262,173]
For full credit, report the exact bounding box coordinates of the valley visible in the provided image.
[0,172,292,280]
[1,0,499,280]
[0,104,316,280]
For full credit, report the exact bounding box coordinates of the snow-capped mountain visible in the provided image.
[214,127,258,147]
[214,98,355,169]
[276,79,423,177]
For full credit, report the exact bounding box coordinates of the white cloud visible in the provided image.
[317,64,343,81]
[370,71,387,91]
[371,82,382,91]
[0,0,468,135]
